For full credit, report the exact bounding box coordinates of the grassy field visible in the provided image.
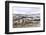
[13,18,40,28]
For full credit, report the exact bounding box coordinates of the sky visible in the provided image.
[12,6,40,14]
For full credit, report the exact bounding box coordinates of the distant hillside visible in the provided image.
[13,14,40,18]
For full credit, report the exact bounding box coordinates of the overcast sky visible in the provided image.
[12,7,40,14]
